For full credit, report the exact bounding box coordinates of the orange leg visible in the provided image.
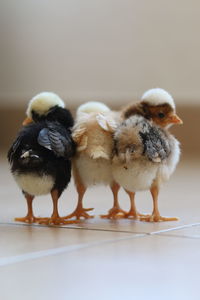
[62,163,94,220]
[124,190,149,219]
[124,190,139,219]
[140,185,179,222]
[37,190,79,225]
[101,183,126,219]
[63,183,94,220]
[15,193,38,223]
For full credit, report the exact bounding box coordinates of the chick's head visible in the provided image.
[141,88,183,128]
[23,92,74,129]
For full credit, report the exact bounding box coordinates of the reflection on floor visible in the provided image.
[0,156,200,300]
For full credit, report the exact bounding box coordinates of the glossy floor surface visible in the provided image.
[0,155,199,300]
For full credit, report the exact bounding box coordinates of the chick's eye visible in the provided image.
[158,112,165,118]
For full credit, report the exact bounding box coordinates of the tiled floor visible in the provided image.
[0,155,200,300]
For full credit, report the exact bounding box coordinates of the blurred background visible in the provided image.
[0,0,199,156]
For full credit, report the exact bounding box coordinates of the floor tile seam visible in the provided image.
[156,233,200,240]
[0,233,147,267]
[0,222,147,234]
[1,221,200,235]
[148,222,200,235]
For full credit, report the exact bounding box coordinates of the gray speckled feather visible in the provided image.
[114,115,171,163]
[137,118,171,162]
[140,125,170,162]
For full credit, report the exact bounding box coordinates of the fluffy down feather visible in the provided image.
[73,111,117,186]
[77,101,110,115]
[26,92,65,118]
[112,115,180,192]
[63,102,123,220]
[141,88,175,110]
[114,116,171,164]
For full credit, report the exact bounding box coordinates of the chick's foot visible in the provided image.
[124,210,146,220]
[101,207,127,219]
[36,217,79,225]
[140,214,179,222]
[15,215,39,224]
[63,207,94,220]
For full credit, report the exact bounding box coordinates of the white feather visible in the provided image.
[158,135,180,183]
[26,92,65,118]
[96,114,110,131]
[112,134,180,192]
[141,88,175,110]
[96,113,118,132]
[20,151,30,158]
[112,158,158,192]
[74,154,113,187]
[13,172,54,196]
[77,101,110,115]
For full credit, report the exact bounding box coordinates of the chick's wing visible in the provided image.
[38,123,75,158]
[139,123,171,162]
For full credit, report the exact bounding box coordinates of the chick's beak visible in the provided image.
[168,114,183,125]
[22,117,33,126]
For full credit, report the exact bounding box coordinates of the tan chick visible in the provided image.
[112,88,183,222]
[62,101,125,220]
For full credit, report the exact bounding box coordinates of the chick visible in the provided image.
[112,88,182,222]
[123,88,182,127]
[63,101,125,220]
[8,92,76,225]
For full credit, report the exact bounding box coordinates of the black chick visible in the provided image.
[8,92,76,225]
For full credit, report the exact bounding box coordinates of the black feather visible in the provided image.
[32,106,74,129]
[8,118,76,196]
[8,135,21,163]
